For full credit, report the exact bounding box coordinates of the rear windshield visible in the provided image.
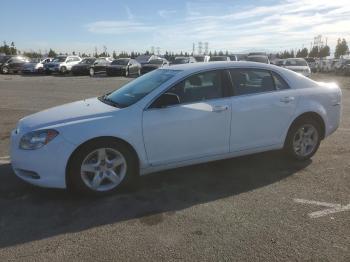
[285,59,308,66]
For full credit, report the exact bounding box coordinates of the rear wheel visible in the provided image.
[67,139,138,195]
[284,118,321,161]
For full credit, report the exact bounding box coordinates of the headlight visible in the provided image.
[19,129,59,150]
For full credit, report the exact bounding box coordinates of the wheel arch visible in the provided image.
[65,136,140,188]
[285,111,326,145]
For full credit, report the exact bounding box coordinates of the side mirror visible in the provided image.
[151,93,180,108]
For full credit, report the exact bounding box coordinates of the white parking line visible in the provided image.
[294,198,350,219]
[0,156,10,164]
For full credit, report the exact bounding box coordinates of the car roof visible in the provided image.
[169,61,279,71]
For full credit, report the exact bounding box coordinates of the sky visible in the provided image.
[1,0,349,55]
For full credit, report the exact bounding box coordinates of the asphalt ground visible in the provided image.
[0,73,349,261]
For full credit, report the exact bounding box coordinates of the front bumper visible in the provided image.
[10,130,76,189]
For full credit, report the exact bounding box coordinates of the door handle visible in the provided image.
[212,105,229,112]
[280,96,295,103]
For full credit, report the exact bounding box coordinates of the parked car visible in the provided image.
[10,62,341,195]
[248,52,267,56]
[1,56,30,74]
[209,56,231,62]
[283,58,311,77]
[135,54,160,65]
[88,57,113,77]
[272,59,285,66]
[44,55,82,74]
[21,57,53,74]
[193,55,210,62]
[106,58,141,77]
[172,56,197,64]
[246,55,270,64]
[0,55,14,69]
[334,58,350,75]
[71,58,96,76]
[229,55,238,61]
[304,58,317,73]
[141,58,169,74]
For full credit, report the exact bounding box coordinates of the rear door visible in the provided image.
[143,70,232,166]
[229,69,298,151]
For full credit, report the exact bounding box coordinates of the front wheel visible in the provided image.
[1,66,9,74]
[89,68,95,77]
[67,139,138,195]
[60,66,67,74]
[284,118,321,161]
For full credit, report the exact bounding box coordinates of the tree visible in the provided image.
[309,46,319,58]
[334,38,349,58]
[48,48,57,57]
[319,45,330,58]
[296,48,308,58]
[112,50,117,59]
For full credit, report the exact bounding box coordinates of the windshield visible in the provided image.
[111,59,129,65]
[53,56,66,62]
[247,56,268,63]
[102,69,180,108]
[148,59,163,65]
[173,58,189,64]
[210,56,227,61]
[285,59,308,66]
[80,58,95,64]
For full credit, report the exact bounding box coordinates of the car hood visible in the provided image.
[17,97,118,132]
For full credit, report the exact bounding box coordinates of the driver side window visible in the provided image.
[167,70,226,104]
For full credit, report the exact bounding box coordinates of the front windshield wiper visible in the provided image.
[99,94,123,108]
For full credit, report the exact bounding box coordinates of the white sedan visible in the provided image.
[10,62,342,195]
[283,58,312,77]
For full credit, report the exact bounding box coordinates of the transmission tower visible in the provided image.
[204,42,209,55]
[198,41,203,55]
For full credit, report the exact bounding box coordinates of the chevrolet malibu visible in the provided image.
[11,62,342,195]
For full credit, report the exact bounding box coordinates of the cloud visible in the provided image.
[158,9,176,18]
[125,6,134,20]
[86,0,350,52]
[86,20,155,34]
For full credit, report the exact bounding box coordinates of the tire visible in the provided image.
[284,118,321,161]
[89,68,95,77]
[2,66,9,74]
[67,139,138,195]
[60,66,67,74]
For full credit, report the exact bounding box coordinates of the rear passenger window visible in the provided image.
[230,69,275,95]
[271,72,289,90]
[167,71,226,104]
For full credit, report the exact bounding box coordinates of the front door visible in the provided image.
[143,70,232,166]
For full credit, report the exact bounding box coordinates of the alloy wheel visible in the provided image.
[80,148,127,192]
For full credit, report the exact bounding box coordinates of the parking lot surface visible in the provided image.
[0,73,349,261]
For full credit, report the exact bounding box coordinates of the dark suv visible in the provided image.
[1,56,29,74]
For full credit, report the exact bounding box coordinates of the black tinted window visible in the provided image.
[167,71,227,104]
[230,69,275,95]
